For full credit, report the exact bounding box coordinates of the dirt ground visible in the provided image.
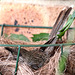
[0,0,75,41]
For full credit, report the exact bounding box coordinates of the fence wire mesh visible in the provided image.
[0,24,75,75]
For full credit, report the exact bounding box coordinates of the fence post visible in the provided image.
[14,45,21,75]
[1,24,4,36]
[60,44,63,55]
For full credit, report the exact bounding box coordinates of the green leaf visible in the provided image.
[59,15,72,32]
[57,46,70,75]
[31,33,49,42]
[58,51,68,73]
[57,10,75,39]
[59,56,66,72]
[8,34,30,42]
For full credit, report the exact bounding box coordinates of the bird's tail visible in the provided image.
[40,6,72,51]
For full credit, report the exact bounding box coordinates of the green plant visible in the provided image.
[57,46,70,75]
[31,10,75,42]
[57,10,75,39]
[4,34,30,42]
[58,51,69,73]
[31,33,49,42]
[57,10,75,74]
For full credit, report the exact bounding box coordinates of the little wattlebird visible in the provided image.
[5,7,72,70]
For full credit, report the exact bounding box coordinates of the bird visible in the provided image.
[5,6,72,70]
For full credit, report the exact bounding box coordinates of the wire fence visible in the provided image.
[0,24,75,75]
